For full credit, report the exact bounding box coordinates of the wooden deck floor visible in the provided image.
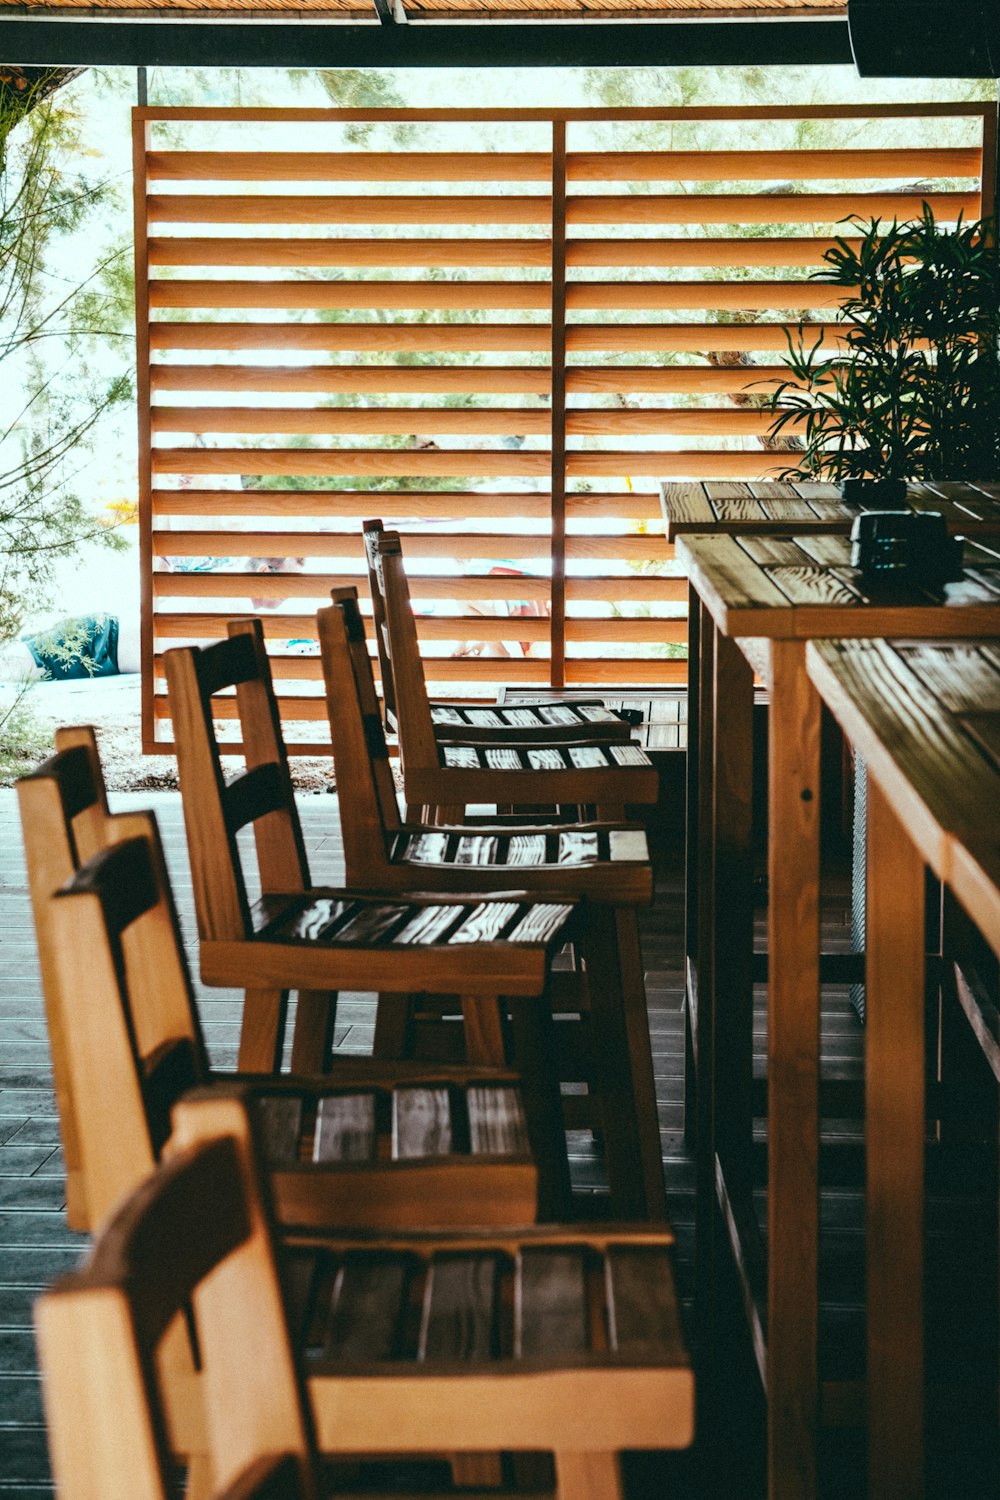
[1,789,996,1498]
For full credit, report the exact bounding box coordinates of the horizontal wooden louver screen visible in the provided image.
[134,104,992,752]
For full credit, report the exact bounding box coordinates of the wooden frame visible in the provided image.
[37,1089,694,1500]
[132,102,993,751]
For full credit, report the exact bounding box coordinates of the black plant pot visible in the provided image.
[839,477,909,506]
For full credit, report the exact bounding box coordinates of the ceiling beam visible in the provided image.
[0,17,853,69]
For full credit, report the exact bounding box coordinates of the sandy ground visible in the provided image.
[2,673,338,792]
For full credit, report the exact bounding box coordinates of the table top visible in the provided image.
[659,479,1000,541]
[676,530,1000,641]
[806,636,1000,952]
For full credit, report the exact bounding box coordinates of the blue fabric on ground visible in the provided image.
[22,614,120,680]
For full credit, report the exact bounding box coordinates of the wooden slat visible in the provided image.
[566,323,841,353]
[420,1255,497,1360]
[153,614,322,639]
[392,1087,453,1159]
[565,148,980,182]
[151,406,551,436]
[134,104,991,122]
[149,322,551,353]
[566,366,791,394]
[564,281,850,312]
[326,1257,407,1360]
[566,236,862,268]
[151,448,549,478]
[313,1093,377,1163]
[566,576,686,602]
[152,572,553,602]
[152,570,683,603]
[150,280,551,312]
[152,530,554,561]
[466,1086,529,1156]
[564,534,670,561]
[565,659,687,686]
[515,1248,588,1358]
[566,407,800,437]
[148,236,553,268]
[151,488,551,519]
[256,1094,303,1167]
[151,365,552,395]
[147,151,552,182]
[147,194,553,225]
[567,450,803,479]
[564,618,687,645]
[564,192,977,225]
[605,1247,686,1362]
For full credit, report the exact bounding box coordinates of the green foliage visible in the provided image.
[766,207,1000,483]
[0,74,133,645]
[314,69,417,146]
[0,683,51,782]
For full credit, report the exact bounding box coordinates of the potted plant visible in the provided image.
[765,206,1000,498]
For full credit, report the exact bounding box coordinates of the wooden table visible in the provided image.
[806,636,1000,1500]
[675,529,1000,1500]
[660,478,1000,542]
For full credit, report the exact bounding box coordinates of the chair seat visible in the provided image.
[201,891,578,996]
[253,1080,538,1229]
[407,744,658,809]
[428,699,634,745]
[394,827,649,868]
[385,827,654,904]
[279,1229,693,1451]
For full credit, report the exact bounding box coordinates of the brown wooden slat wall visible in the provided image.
[133,104,992,752]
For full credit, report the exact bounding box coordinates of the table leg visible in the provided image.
[866,778,925,1500]
[683,584,703,1148]
[712,630,755,1218]
[685,580,702,971]
[693,607,718,1412]
[767,639,821,1500]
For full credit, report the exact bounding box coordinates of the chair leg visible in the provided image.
[508,994,572,1220]
[584,908,666,1220]
[555,1450,622,1499]
[290,990,337,1074]
[683,986,697,1150]
[461,995,507,1066]
[373,994,414,1058]
[237,988,289,1072]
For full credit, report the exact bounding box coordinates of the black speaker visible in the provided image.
[848,0,1000,76]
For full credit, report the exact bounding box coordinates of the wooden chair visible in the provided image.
[368,526,659,822]
[163,623,576,1098]
[37,1089,694,1500]
[361,516,634,747]
[35,1094,318,1500]
[318,591,668,1221]
[17,731,578,1225]
[16,726,131,1228]
[46,827,571,1227]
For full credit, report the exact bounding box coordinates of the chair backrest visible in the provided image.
[317,590,400,889]
[369,529,440,774]
[45,829,210,1229]
[163,621,311,943]
[35,1091,316,1500]
[360,517,397,729]
[16,727,185,1229]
